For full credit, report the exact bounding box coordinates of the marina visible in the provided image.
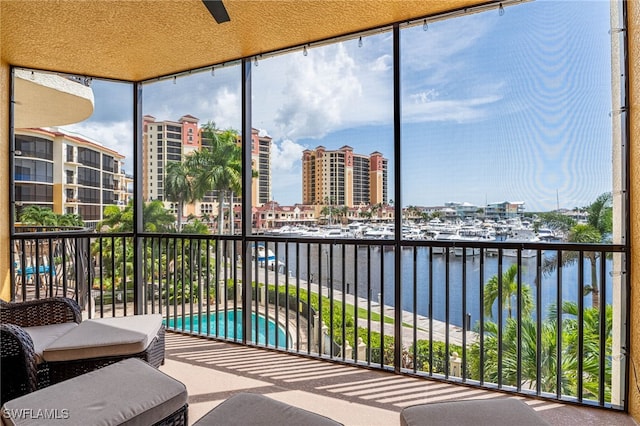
[261,216,562,247]
[251,238,614,331]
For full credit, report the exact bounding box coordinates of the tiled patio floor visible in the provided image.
[160,332,637,426]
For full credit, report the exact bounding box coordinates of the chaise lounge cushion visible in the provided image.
[400,398,550,426]
[193,393,343,426]
[42,314,162,362]
[1,358,187,426]
[22,323,78,363]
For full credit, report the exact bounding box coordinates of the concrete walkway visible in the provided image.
[252,262,477,347]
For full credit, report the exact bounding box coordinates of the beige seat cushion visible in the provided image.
[193,393,343,426]
[23,323,78,363]
[1,358,187,426]
[42,314,162,362]
[400,398,550,426]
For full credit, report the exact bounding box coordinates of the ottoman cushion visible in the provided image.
[22,323,78,363]
[42,314,162,362]
[193,393,342,426]
[1,358,187,426]
[400,398,550,426]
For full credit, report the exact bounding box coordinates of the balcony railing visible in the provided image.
[9,230,627,410]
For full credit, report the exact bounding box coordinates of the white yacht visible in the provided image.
[363,225,394,239]
[430,226,460,255]
[536,228,556,241]
[502,228,540,258]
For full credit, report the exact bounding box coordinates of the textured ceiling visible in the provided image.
[1,0,490,82]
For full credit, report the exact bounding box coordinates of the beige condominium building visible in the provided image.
[250,128,272,207]
[302,145,387,208]
[143,115,271,220]
[14,127,131,228]
[142,114,200,211]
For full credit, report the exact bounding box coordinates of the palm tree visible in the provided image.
[181,219,210,235]
[98,200,175,233]
[471,301,611,399]
[586,192,613,236]
[19,205,58,226]
[320,205,331,225]
[370,203,384,221]
[186,123,242,235]
[483,264,533,320]
[471,317,559,391]
[544,192,612,309]
[57,213,84,227]
[550,301,612,400]
[359,210,372,220]
[143,200,177,232]
[98,205,129,232]
[336,206,349,224]
[431,211,443,221]
[164,160,195,231]
[94,200,175,298]
[568,224,603,308]
[18,206,85,228]
[535,211,576,238]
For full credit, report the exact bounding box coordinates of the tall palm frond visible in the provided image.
[483,264,533,320]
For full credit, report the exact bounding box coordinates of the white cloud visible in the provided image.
[403,94,502,123]
[269,138,307,204]
[402,14,493,78]
[205,86,242,129]
[271,139,306,171]
[142,69,243,130]
[60,121,134,168]
[371,54,392,72]
[250,37,399,144]
[409,89,440,104]
[272,44,363,140]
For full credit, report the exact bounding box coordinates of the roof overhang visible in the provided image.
[1,0,495,82]
[13,70,94,128]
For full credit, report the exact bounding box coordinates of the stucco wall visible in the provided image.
[1,60,10,302]
[628,0,640,420]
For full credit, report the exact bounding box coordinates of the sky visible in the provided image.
[57,0,618,212]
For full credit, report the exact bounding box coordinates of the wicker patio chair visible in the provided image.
[0,297,81,404]
[0,297,82,326]
[0,297,165,403]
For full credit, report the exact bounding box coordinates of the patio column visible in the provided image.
[627,0,640,421]
[611,0,626,408]
[0,60,10,301]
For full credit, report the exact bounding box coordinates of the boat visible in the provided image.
[453,225,489,256]
[252,244,276,266]
[363,225,394,239]
[323,226,354,238]
[430,227,460,255]
[402,225,424,240]
[453,235,480,257]
[347,222,369,238]
[299,227,326,238]
[502,228,540,258]
[536,228,556,241]
[266,225,305,237]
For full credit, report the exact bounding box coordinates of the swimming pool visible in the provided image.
[166,311,289,348]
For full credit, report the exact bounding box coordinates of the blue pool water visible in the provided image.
[166,311,288,348]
